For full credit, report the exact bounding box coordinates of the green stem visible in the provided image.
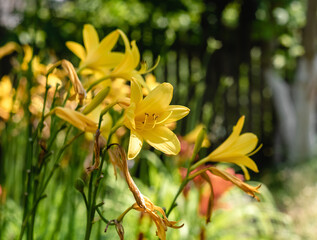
[84,171,94,240]
[166,179,189,217]
[21,131,83,239]
[28,178,40,240]
[39,131,84,195]
[38,76,50,136]
[76,65,87,75]
[189,157,209,172]
[19,61,34,240]
[80,192,89,211]
[86,76,111,92]
[166,145,202,217]
[50,83,60,110]
[117,205,134,222]
[18,195,47,240]
[83,97,120,239]
[96,206,111,224]
[84,114,112,239]
[84,152,108,240]
[26,73,52,239]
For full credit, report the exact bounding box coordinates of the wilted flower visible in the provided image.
[131,196,183,240]
[108,144,183,240]
[50,107,98,132]
[186,165,260,222]
[189,166,260,201]
[61,59,86,103]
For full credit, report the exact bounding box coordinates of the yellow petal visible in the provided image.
[142,126,180,155]
[160,105,190,124]
[111,50,133,75]
[209,116,245,157]
[130,79,142,104]
[135,83,173,116]
[21,45,33,71]
[130,40,140,70]
[247,143,262,157]
[83,24,99,54]
[124,102,136,129]
[89,30,122,68]
[239,164,250,180]
[0,75,12,96]
[0,42,19,59]
[98,29,120,52]
[228,133,258,155]
[117,29,130,50]
[233,116,245,135]
[139,56,160,75]
[210,154,259,172]
[93,52,124,68]
[53,107,98,132]
[128,130,143,159]
[110,30,134,74]
[131,73,148,89]
[100,113,113,138]
[66,41,86,60]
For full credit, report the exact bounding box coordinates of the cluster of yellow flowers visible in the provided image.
[0,24,261,239]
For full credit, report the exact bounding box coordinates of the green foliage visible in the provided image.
[0,0,311,239]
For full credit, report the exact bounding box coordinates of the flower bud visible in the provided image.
[75,178,85,193]
[82,87,110,115]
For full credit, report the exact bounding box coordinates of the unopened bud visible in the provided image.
[82,87,110,115]
[75,178,85,193]
[191,127,207,161]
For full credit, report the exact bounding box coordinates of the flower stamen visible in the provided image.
[140,113,149,130]
[152,114,158,129]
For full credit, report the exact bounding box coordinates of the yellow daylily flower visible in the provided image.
[20,46,47,76]
[124,80,190,159]
[0,76,14,120]
[203,116,261,180]
[85,30,159,90]
[0,42,19,59]
[51,107,98,132]
[21,45,33,71]
[66,24,123,72]
[109,30,159,87]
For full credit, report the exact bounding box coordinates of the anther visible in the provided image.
[141,113,149,130]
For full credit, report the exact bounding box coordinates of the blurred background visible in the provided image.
[1,0,317,239]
